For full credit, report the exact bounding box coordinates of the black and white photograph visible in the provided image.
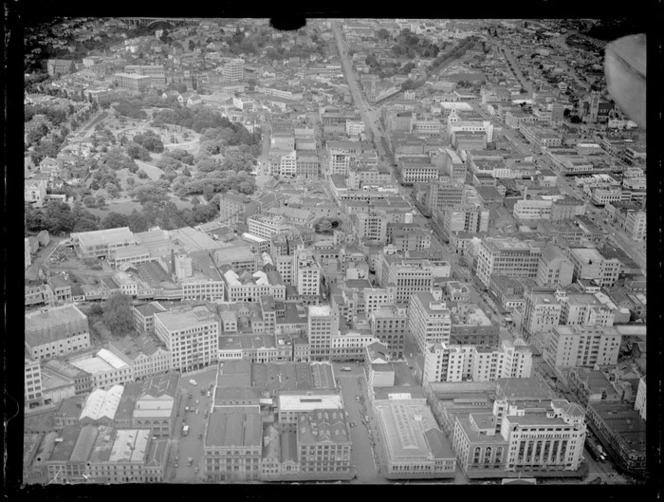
[5,11,657,496]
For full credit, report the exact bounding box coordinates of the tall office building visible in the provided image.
[307,305,340,361]
[378,254,434,304]
[222,58,244,82]
[536,246,574,287]
[408,292,452,353]
[154,305,219,372]
[476,238,542,289]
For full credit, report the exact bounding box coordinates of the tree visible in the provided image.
[127,209,150,232]
[83,195,96,207]
[130,182,169,204]
[102,212,130,229]
[42,201,77,234]
[95,195,106,207]
[156,155,181,171]
[137,170,149,179]
[101,293,134,335]
[377,28,390,40]
[188,39,196,52]
[126,142,152,161]
[105,183,120,198]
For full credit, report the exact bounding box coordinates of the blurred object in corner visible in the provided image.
[605,34,646,129]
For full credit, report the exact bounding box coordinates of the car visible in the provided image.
[196,409,200,415]
[189,380,197,386]
[174,463,178,468]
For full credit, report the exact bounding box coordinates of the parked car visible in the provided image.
[189,379,197,386]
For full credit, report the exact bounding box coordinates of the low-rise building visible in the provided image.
[296,409,353,479]
[375,399,456,479]
[204,406,262,482]
[25,305,90,361]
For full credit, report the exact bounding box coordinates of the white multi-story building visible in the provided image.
[297,255,321,297]
[247,215,293,240]
[221,58,244,82]
[154,305,219,372]
[408,292,452,353]
[308,305,340,362]
[68,348,134,390]
[513,199,553,221]
[345,119,365,136]
[423,339,532,383]
[25,354,43,407]
[543,325,622,370]
[500,399,586,472]
[223,269,285,302]
[453,397,587,478]
[476,238,542,289]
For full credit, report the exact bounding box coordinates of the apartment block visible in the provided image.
[423,339,532,383]
[543,325,622,369]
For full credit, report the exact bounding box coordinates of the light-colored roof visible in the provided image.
[108,429,150,463]
[80,385,124,422]
[154,305,218,332]
[308,305,331,317]
[375,401,440,460]
[278,391,343,412]
[72,227,136,248]
[69,348,129,375]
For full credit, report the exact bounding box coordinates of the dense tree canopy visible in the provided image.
[101,294,134,335]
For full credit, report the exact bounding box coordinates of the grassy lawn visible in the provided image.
[85,193,196,218]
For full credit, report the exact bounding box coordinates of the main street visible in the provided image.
[332,362,386,483]
[331,22,409,199]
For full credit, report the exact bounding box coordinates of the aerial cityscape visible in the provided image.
[21,18,647,486]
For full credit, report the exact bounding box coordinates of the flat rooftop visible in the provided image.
[154,305,218,332]
[278,391,343,412]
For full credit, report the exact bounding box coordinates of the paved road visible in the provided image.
[168,367,218,482]
[332,22,409,199]
[334,363,384,483]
